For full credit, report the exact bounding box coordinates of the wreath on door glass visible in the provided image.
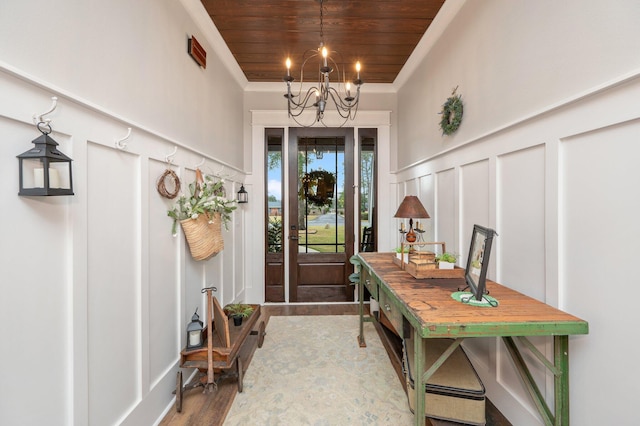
[299,170,336,208]
[439,86,463,136]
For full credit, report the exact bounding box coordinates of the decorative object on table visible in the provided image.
[413,220,426,242]
[435,252,458,269]
[439,86,463,136]
[156,168,181,199]
[17,120,74,196]
[282,0,363,127]
[456,224,499,306]
[167,168,236,260]
[224,303,255,326]
[186,308,204,350]
[236,184,248,203]
[393,242,465,279]
[394,246,411,263]
[394,195,430,243]
[451,291,499,307]
[299,170,336,208]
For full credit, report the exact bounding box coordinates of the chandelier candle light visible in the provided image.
[283,0,363,127]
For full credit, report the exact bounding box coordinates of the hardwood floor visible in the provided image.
[159,303,511,426]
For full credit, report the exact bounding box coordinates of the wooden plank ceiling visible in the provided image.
[201,0,445,84]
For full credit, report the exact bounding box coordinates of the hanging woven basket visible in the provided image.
[180,212,224,261]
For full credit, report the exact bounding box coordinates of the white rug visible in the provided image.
[224,315,413,425]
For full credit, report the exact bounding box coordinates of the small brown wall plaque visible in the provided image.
[188,35,207,68]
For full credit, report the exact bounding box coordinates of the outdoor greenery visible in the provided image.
[267,217,283,253]
[298,222,345,253]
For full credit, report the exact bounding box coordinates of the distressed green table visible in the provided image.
[356,252,588,426]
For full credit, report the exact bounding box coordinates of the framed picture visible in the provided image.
[463,224,498,302]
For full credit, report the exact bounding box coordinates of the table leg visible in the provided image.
[358,277,367,347]
[414,335,426,426]
[554,335,570,425]
[503,336,555,425]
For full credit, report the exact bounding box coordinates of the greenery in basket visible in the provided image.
[224,303,254,318]
[394,246,411,253]
[435,252,458,263]
[167,174,236,235]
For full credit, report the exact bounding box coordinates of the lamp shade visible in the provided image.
[394,196,430,219]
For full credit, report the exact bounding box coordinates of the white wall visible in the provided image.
[394,1,640,425]
[397,0,640,165]
[0,1,247,425]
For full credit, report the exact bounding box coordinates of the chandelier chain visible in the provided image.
[319,0,324,42]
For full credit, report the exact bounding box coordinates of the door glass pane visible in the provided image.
[267,134,283,253]
[359,136,375,252]
[298,137,345,253]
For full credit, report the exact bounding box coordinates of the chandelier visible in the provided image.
[283,0,363,127]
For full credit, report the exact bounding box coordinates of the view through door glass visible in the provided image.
[359,132,376,253]
[265,129,284,302]
[298,138,345,253]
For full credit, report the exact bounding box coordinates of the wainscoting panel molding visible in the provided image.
[497,145,546,300]
[148,158,181,388]
[87,142,141,425]
[559,120,639,414]
[434,168,456,252]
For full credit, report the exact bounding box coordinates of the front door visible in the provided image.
[287,128,354,302]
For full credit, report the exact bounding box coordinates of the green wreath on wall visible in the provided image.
[439,86,463,136]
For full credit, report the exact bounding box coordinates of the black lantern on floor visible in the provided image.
[237,184,248,204]
[186,308,204,350]
[17,122,74,196]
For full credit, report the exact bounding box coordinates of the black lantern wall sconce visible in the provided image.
[17,102,74,196]
[237,184,248,204]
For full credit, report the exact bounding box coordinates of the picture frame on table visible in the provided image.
[463,224,498,302]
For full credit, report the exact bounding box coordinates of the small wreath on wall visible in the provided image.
[156,169,181,199]
[439,86,463,136]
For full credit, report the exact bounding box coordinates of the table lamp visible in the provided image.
[394,195,430,243]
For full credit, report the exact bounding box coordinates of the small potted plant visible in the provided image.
[224,303,254,326]
[394,246,410,263]
[436,252,458,269]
